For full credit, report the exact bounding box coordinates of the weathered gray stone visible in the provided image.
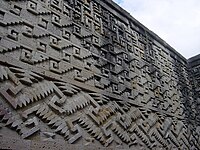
[0,0,199,149]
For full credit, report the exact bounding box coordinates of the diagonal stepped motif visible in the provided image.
[0,0,200,149]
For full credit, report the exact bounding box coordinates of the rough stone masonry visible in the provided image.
[0,0,200,149]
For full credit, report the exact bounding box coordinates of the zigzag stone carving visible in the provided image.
[0,0,199,149]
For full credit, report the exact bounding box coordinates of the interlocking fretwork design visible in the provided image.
[0,0,199,149]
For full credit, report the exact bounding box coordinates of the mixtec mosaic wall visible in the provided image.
[0,0,199,149]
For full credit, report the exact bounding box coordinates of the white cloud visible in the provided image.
[113,0,200,58]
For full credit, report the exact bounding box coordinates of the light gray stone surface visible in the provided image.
[0,0,199,149]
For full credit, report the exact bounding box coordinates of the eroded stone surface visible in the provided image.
[0,0,199,149]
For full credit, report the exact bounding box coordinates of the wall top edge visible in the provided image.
[188,54,200,63]
[95,0,198,62]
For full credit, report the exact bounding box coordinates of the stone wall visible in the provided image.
[0,0,199,149]
[187,55,200,127]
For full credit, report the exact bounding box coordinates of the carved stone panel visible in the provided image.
[0,0,199,149]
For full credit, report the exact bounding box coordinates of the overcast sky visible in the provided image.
[113,0,200,59]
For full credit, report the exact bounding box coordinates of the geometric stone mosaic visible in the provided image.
[0,0,199,149]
